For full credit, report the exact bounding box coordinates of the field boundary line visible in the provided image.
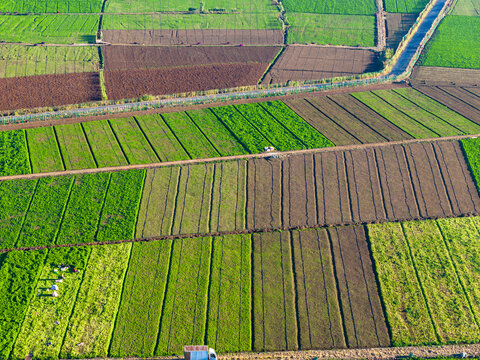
[2,134,480,182]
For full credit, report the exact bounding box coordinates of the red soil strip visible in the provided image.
[0,72,101,112]
[102,29,285,46]
[103,45,281,70]
[104,63,270,100]
[262,46,382,85]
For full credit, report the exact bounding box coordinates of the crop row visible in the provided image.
[0,101,333,176]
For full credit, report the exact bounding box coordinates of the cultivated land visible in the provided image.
[0,0,103,13]
[411,67,480,86]
[386,13,418,49]
[384,0,430,12]
[452,0,480,15]
[282,0,376,15]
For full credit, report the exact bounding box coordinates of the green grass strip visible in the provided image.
[60,243,132,358]
[260,101,334,148]
[55,124,97,170]
[207,234,251,353]
[0,249,48,359]
[461,138,480,193]
[109,240,172,357]
[155,237,212,355]
[367,222,437,346]
[0,130,30,176]
[96,170,145,242]
[11,246,91,359]
[26,127,64,173]
[0,179,37,250]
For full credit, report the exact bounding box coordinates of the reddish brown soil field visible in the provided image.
[386,13,418,50]
[411,66,480,86]
[102,29,284,45]
[414,86,480,124]
[103,45,281,70]
[262,46,382,84]
[104,62,270,99]
[283,95,412,145]
[328,226,390,348]
[0,72,101,112]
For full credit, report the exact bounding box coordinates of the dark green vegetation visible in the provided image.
[384,0,429,12]
[421,16,480,69]
[282,0,376,15]
[461,137,480,190]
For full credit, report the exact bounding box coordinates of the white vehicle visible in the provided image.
[184,345,217,360]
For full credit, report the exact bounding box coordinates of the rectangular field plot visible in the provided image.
[26,127,64,173]
[386,13,418,50]
[55,123,96,170]
[0,15,99,44]
[384,0,429,12]
[0,45,100,78]
[452,0,480,15]
[287,14,376,46]
[461,137,480,191]
[0,0,103,13]
[412,67,480,87]
[0,129,30,176]
[282,0,376,15]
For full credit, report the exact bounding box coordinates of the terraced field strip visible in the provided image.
[55,123,96,170]
[26,127,65,173]
[461,137,480,190]
[0,129,30,176]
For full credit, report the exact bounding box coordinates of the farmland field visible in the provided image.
[0,0,103,13]
[384,0,429,12]
[452,0,480,15]
[282,0,376,15]
[461,137,480,191]
[0,15,99,44]
[421,16,480,69]
[287,14,376,46]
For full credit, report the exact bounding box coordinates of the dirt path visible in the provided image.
[1,133,478,182]
[376,0,387,51]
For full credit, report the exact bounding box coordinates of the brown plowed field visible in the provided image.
[103,45,281,71]
[328,226,390,348]
[104,62,270,99]
[414,86,480,124]
[0,72,101,112]
[102,29,284,45]
[411,66,480,86]
[262,46,382,84]
[386,13,418,50]
[283,95,412,146]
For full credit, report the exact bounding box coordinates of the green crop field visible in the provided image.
[282,0,376,15]
[461,137,480,191]
[287,13,376,46]
[384,0,429,13]
[0,45,100,78]
[0,130,29,176]
[0,15,99,44]
[452,0,480,15]
[0,0,103,13]
[102,13,282,30]
[421,16,480,69]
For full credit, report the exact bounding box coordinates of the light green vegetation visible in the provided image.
[384,0,429,12]
[283,0,376,15]
[56,123,96,170]
[0,45,100,78]
[162,112,220,159]
[135,114,190,161]
[95,170,145,242]
[60,243,132,358]
[352,91,438,138]
[156,237,212,355]
[11,247,91,360]
[372,89,465,136]
[16,176,73,248]
[393,88,480,134]
[102,13,282,30]
[0,129,30,176]
[207,234,251,352]
[109,118,159,164]
[172,164,214,235]
[259,101,334,148]
[105,0,275,13]
[0,179,37,249]
[187,109,248,156]
[452,0,480,15]
[0,0,103,13]
[421,16,480,69]
[0,249,47,359]
[0,15,99,44]
[368,222,437,346]
[287,13,376,46]
[253,231,297,351]
[235,103,305,151]
[82,120,128,167]
[110,240,172,357]
[462,138,480,191]
[56,173,110,245]
[26,126,64,173]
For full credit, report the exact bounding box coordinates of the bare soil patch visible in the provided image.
[103,45,281,70]
[386,13,418,50]
[102,29,284,45]
[0,72,101,112]
[411,66,480,86]
[103,63,269,100]
[262,46,382,85]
